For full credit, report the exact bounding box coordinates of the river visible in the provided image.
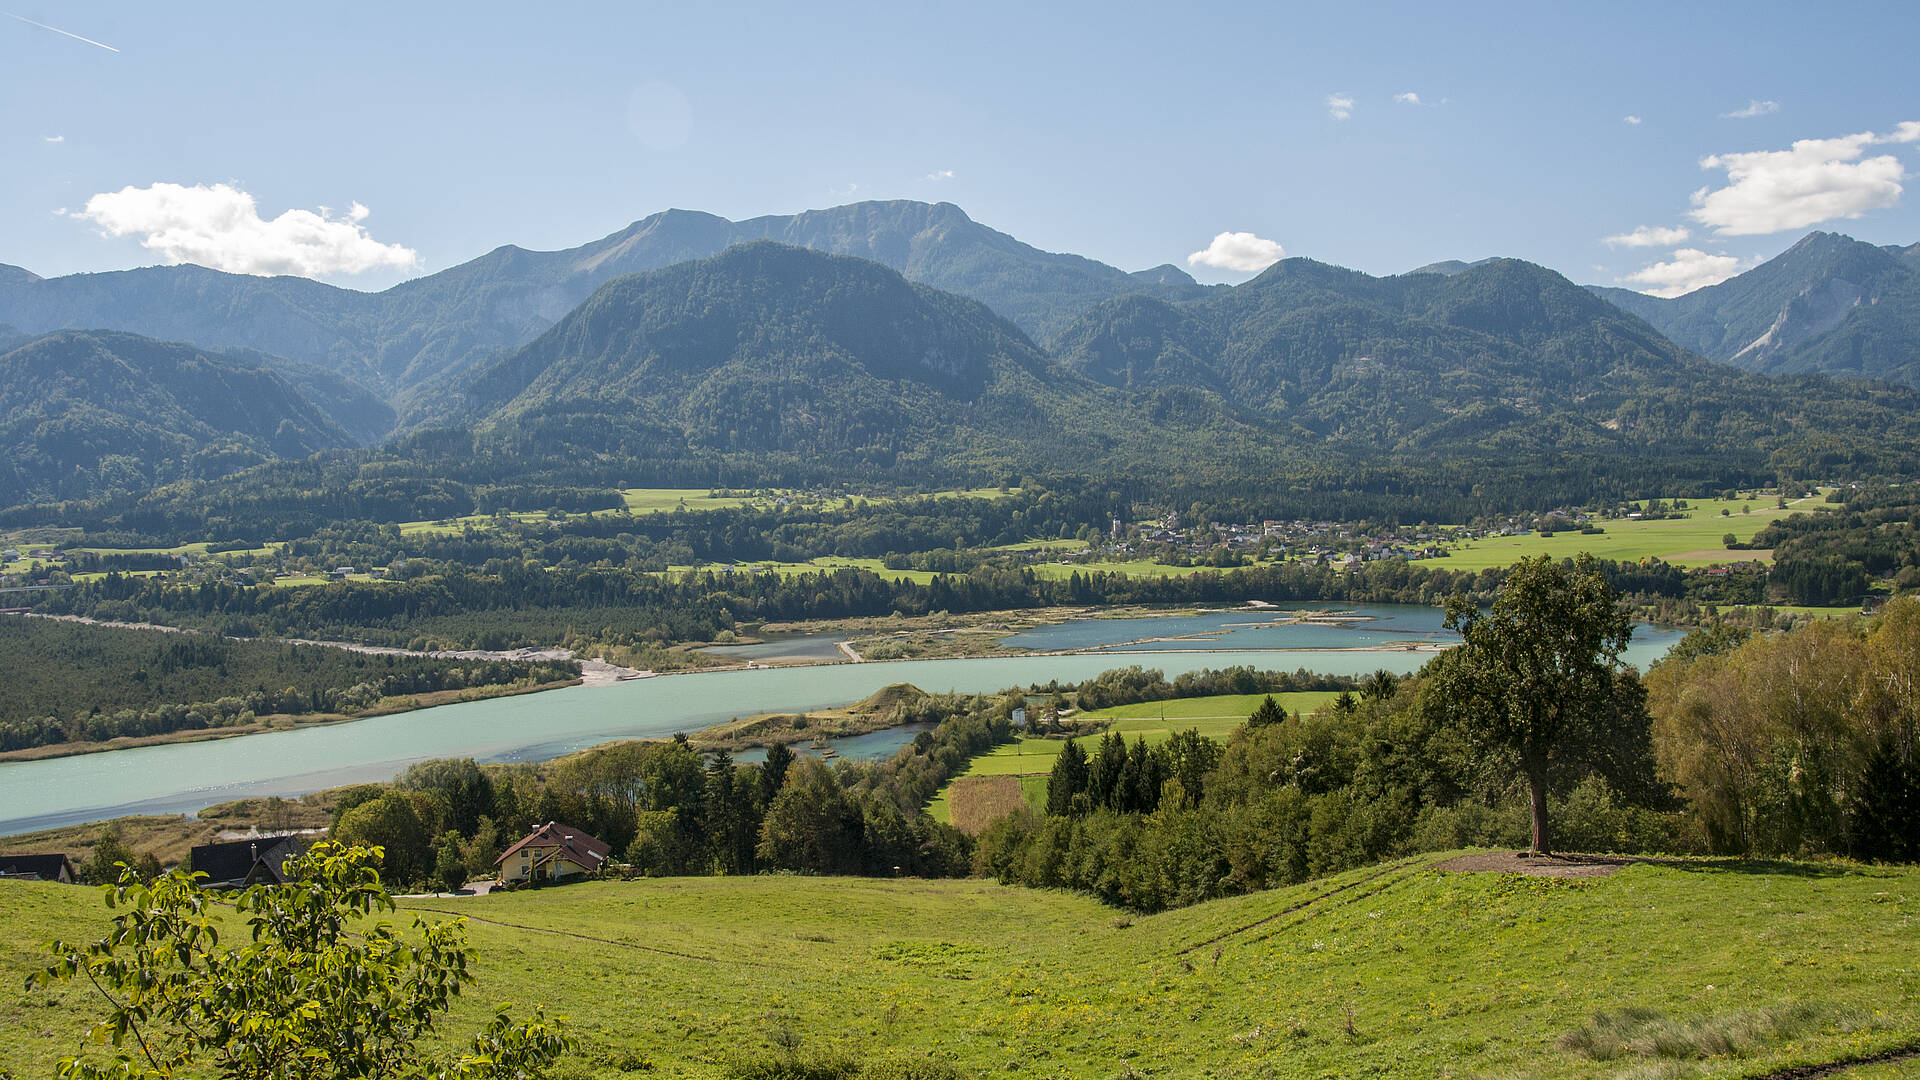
[0,607,1686,835]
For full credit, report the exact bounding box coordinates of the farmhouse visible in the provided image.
[187,836,311,889]
[496,821,611,884]
[0,852,78,883]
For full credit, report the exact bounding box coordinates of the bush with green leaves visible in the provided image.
[29,841,571,1079]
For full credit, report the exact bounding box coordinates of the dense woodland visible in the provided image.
[0,617,575,751]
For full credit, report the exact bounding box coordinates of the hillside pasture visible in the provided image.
[6,857,1918,1077]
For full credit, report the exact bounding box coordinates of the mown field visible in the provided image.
[5,857,1916,1078]
[926,692,1340,822]
[1421,497,1811,571]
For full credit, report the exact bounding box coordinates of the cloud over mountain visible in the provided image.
[1187,232,1286,273]
[1690,123,1919,236]
[75,182,419,278]
[1621,247,1752,297]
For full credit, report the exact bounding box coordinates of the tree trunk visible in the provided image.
[1527,766,1552,855]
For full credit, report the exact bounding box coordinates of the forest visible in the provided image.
[0,617,576,751]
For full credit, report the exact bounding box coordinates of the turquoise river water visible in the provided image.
[0,607,1685,835]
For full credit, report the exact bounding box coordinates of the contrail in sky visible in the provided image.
[7,11,120,52]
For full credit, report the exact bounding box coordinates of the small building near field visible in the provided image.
[0,852,78,883]
[495,821,611,884]
[188,836,311,889]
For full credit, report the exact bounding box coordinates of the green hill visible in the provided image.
[0,330,358,504]
[4,857,1915,1077]
[442,241,1277,481]
[1057,254,1920,467]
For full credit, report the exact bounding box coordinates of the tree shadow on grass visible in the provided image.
[1645,855,1901,880]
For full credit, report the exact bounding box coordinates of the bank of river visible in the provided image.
[0,609,1686,835]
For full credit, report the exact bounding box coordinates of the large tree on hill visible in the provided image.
[1424,554,1633,854]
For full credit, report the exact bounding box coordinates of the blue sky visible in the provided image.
[5,1,1918,296]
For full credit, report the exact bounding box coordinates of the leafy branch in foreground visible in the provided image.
[29,841,571,1079]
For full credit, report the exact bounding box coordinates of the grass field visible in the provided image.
[1423,496,1817,571]
[1029,559,1233,580]
[5,856,1917,1078]
[927,692,1341,821]
[668,557,942,585]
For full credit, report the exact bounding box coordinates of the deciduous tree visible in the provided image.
[1425,554,1633,854]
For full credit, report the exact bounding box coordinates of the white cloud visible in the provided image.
[920,169,954,182]
[1689,123,1918,235]
[1393,92,1421,106]
[1624,115,1643,126]
[1722,99,1780,119]
[74,182,418,278]
[1603,224,1691,248]
[1620,248,1754,297]
[1187,231,1286,273]
[44,134,64,143]
[1326,93,1354,121]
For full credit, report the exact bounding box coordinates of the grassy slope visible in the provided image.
[5,858,1917,1078]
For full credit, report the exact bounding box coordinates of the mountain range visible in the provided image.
[1,201,1917,505]
[0,201,1207,424]
[1589,232,1920,387]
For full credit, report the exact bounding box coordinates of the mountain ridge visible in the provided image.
[1587,231,1920,388]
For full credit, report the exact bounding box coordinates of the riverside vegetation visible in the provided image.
[6,535,1920,1078]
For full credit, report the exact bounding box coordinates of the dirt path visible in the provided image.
[1175,856,1430,955]
[1752,1045,1920,1079]
[1432,851,1638,878]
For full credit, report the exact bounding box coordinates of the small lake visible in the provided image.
[0,607,1687,835]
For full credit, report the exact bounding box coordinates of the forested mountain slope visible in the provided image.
[1590,231,1920,388]
[0,330,356,504]
[445,241,1273,481]
[1055,255,1920,468]
[0,202,1203,413]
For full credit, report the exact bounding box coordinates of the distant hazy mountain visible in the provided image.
[0,202,1205,417]
[437,241,1920,483]
[447,242,1272,479]
[0,330,356,504]
[1056,255,1920,465]
[1589,232,1920,387]
[1403,257,1500,277]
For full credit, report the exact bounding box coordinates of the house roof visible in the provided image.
[188,836,308,886]
[495,821,611,869]
[0,852,76,881]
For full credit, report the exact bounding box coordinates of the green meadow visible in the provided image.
[5,857,1916,1078]
[1423,496,1813,571]
[927,692,1339,821]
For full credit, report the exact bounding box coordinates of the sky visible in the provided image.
[5,1,1919,297]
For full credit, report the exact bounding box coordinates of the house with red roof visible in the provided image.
[494,821,611,884]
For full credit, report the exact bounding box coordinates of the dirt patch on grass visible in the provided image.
[1669,547,1773,562]
[1433,851,1637,878]
[946,776,1029,834]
